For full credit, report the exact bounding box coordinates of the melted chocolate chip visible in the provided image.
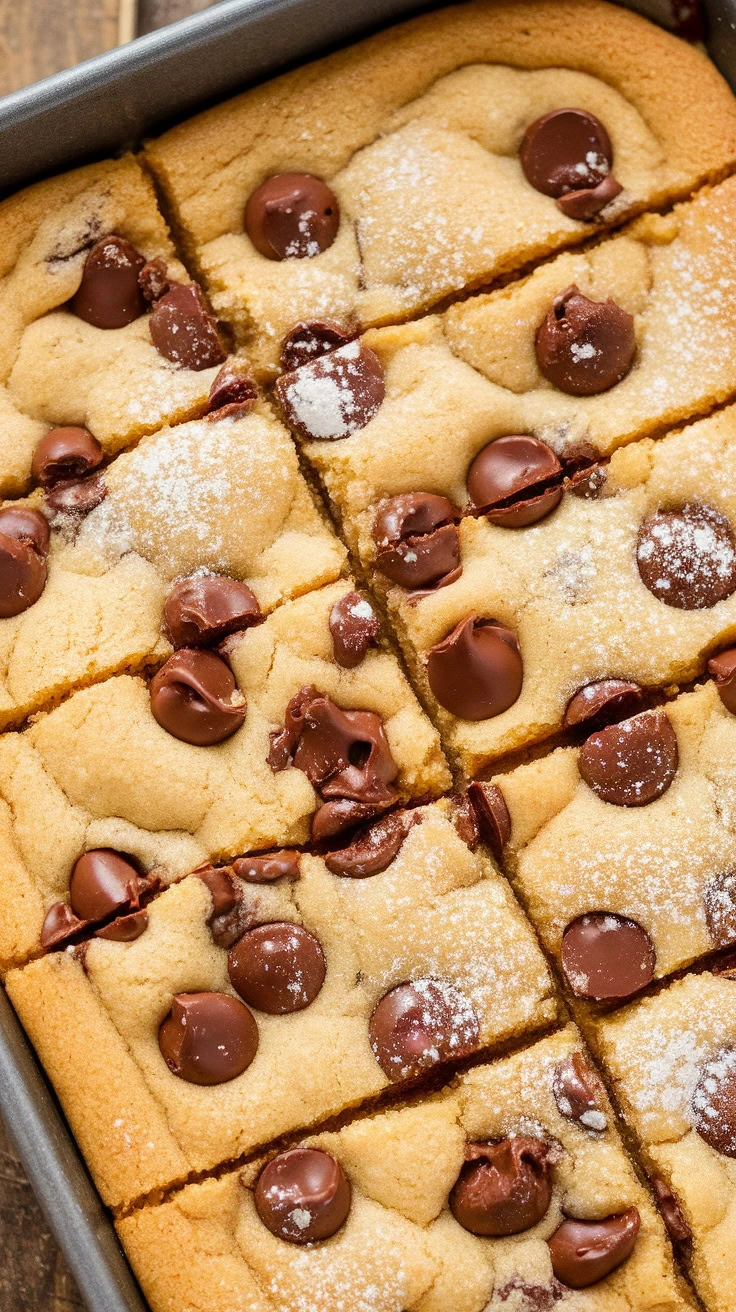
[158,992,258,1085]
[578,709,678,806]
[232,852,301,884]
[276,342,385,441]
[466,781,512,861]
[373,494,460,589]
[310,799,381,841]
[40,901,86,951]
[149,284,225,371]
[563,679,644,736]
[150,648,246,745]
[329,591,380,668]
[198,866,238,917]
[467,436,563,527]
[369,978,479,1082]
[650,1176,691,1244]
[32,427,102,488]
[228,922,325,1014]
[561,912,656,1001]
[254,1148,351,1243]
[94,909,149,942]
[494,1280,563,1309]
[0,507,49,618]
[205,360,257,420]
[69,849,148,921]
[163,576,261,648]
[704,869,736,948]
[71,236,145,329]
[557,173,623,220]
[552,1053,607,1131]
[45,473,106,514]
[324,811,417,878]
[520,109,614,199]
[449,793,480,850]
[637,504,736,610]
[450,1137,552,1237]
[269,687,398,810]
[709,647,736,713]
[245,174,340,261]
[427,615,523,721]
[536,286,635,396]
[692,1046,736,1157]
[548,1209,640,1288]
[281,320,355,373]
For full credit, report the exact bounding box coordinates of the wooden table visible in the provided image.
[0,6,218,1304]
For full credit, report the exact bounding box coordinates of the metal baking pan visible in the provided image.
[1,0,736,1307]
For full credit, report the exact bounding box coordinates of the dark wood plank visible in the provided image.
[0,4,216,1306]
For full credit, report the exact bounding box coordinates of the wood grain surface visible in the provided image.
[0,6,218,1309]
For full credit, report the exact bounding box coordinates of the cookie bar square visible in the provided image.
[0,404,345,728]
[289,177,736,566]
[145,0,736,375]
[0,155,228,495]
[593,971,736,1312]
[115,1025,690,1311]
[6,800,557,1207]
[0,580,449,969]
[487,681,736,1006]
[359,404,736,772]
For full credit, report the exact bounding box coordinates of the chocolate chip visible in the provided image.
[324,811,417,878]
[276,342,385,441]
[369,978,479,1081]
[563,679,644,735]
[449,793,480,851]
[245,174,340,261]
[149,284,226,371]
[69,849,148,921]
[578,709,678,806]
[329,591,380,668]
[163,576,261,648]
[450,1137,552,1236]
[94,909,149,942]
[557,174,623,220]
[520,109,614,199]
[692,1046,736,1156]
[561,912,656,1001]
[467,436,563,528]
[650,1176,691,1244]
[138,257,171,304]
[32,427,102,488]
[373,494,460,589]
[232,852,301,884]
[150,649,246,745]
[198,865,238,916]
[254,1148,351,1243]
[71,235,146,329]
[704,869,736,948]
[548,1209,640,1288]
[427,615,523,721]
[205,359,257,420]
[637,504,736,610]
[552,1053,607,1131]
[493,1280,562,1309]
[268,687,398,810]
[466,782,511,861]
[40,901,86,951]
[280,320,355,373]
[228,922,325,1014]
[159,991,258,1085]
[45,473,106,514]
[0,507,49,618]
[536,286,635,396]
[709,647,736,713]
[310,799,381,841]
